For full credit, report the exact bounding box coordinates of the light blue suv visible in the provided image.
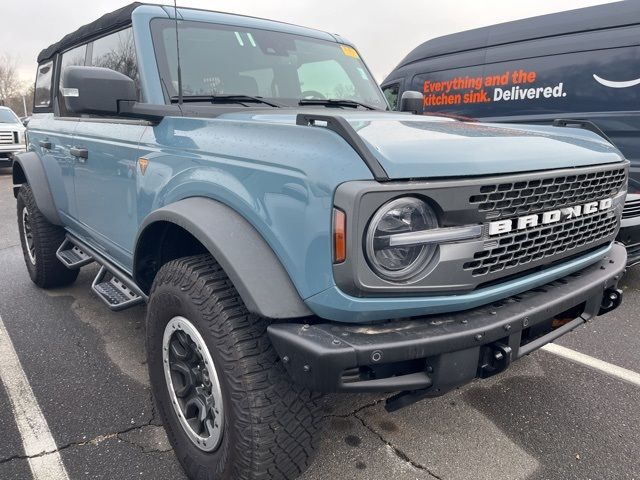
[13,3,628,479]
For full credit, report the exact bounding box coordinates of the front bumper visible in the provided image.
[0,145,25,164]
[269,243,626,409]
[0,145,25,155]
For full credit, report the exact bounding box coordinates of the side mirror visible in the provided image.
[400,91,424,115]
[62,66,137,116]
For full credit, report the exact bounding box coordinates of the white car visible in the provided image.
[0,107,26,166]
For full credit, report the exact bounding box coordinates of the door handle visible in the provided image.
[70,147,89,161]
[39,140,52,149]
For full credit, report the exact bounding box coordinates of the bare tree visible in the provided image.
[0,54,23,106]
[4,84,33,117]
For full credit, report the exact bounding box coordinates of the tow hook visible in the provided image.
[599,288,623,315]
[478,342,512,379]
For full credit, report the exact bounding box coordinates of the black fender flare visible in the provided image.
[134,197,313,319]
[12,151,62,225]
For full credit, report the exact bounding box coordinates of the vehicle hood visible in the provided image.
[222,110,624,179]
[0,123,25,135]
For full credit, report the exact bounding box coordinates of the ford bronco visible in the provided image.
[13,3,628,479]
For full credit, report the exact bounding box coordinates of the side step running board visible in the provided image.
[58,234,147,311]
[56,239,94,268]
[92,266,144,311]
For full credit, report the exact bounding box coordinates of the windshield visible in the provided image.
[151,19,387,109]
[0,109,20,124]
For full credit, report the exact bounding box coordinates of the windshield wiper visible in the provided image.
[298,98,378,110]
[170,94,283,108]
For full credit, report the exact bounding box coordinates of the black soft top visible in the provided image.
[395,1,639,69]
[38,2,142,63]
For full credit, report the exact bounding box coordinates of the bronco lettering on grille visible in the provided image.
[488,198,613,236]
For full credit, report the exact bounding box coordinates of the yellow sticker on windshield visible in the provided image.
[341,45,359,59]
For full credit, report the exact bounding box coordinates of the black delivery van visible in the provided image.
[382,1,640,265]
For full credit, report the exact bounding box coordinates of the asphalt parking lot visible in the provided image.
[0,166,639,480]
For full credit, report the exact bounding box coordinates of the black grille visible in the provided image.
[469,167,626,219]
[463,210,618,277]
[622,199,640,220]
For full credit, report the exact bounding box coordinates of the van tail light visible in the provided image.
[333,208,346,263]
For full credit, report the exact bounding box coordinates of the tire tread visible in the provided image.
[17,184,78,288]
[148,254,324,480]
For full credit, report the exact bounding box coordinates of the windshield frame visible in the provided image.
[150,18,388,110]
[0,108,21,124]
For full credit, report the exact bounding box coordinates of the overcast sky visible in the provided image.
[1,0,619,87]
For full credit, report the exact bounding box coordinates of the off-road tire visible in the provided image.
[147,254,325,480]
[16,184,79,288]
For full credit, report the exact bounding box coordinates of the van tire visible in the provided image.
[146,254,324,480]
[17,184,79,288]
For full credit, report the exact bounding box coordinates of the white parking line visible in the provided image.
[542,343,640,387]
[0,314,70,480]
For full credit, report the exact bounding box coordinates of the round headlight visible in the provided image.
[365,197,438,281]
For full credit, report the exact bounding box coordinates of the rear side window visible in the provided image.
[34,61,54,109]
[382,83,399,110]
[91,28,140,98]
